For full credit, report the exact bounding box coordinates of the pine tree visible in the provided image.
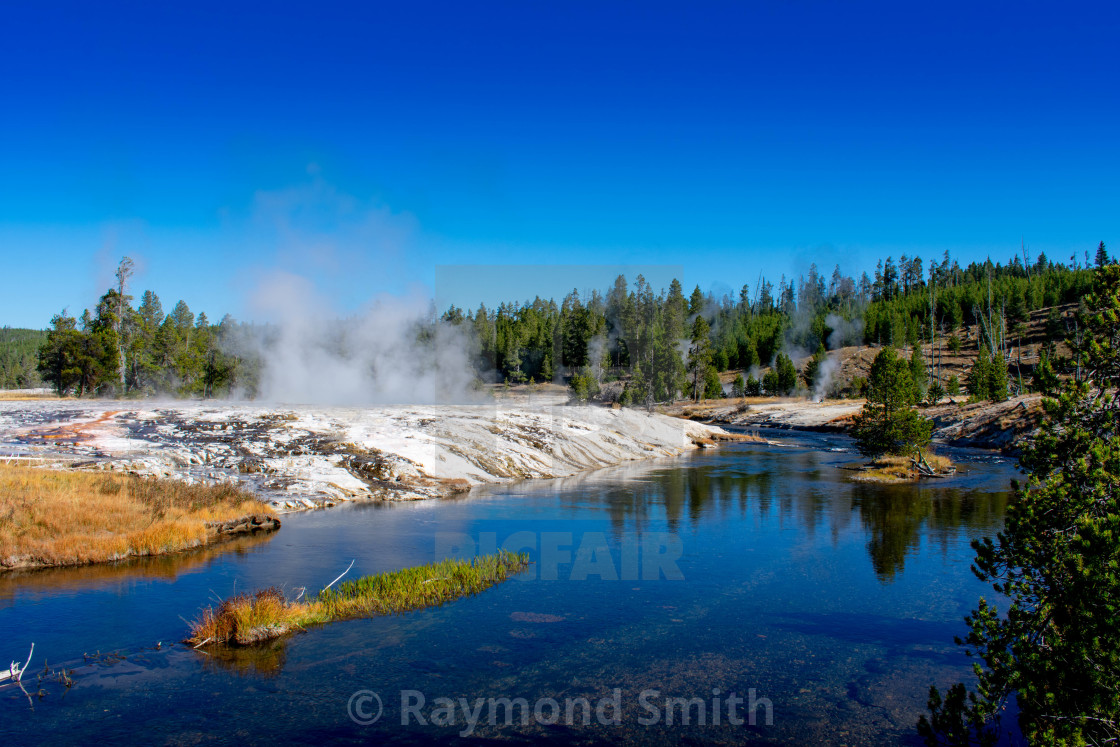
[687,316,712,402]
[775,353,798,395]
[703,366,723,399]
[850,347,933,457]
[920,265,1120,746]
[967,352,1008,402]
[688,285,705,317]
[37,311,83,395]
[802,344,828,390]
[1031,350,1059,393]
[761,369,779,395]
[908,347,927,402]
[1094,240,1110,268]
[665,279,689,340]
[731,373,746,398]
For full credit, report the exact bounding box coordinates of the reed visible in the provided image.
[0,463,276,570]
[188,551,531,646]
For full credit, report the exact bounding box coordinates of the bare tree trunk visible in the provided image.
[114,257,134,391]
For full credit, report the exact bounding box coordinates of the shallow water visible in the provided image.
[0,431,1016,744]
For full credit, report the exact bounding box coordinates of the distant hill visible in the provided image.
[0,327,47,389]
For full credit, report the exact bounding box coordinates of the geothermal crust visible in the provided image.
[0,400,723,511]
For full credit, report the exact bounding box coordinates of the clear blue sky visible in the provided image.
[1,1,1117,328]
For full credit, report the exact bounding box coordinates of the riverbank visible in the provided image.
[668,393,1044,452]
[0,463,278,571]
[0,400,726,511]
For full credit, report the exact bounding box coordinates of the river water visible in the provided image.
[0,431,1015,744]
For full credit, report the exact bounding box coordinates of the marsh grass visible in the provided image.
[0,464,275,570]
[189,551,531,646]
[852,451,955,484]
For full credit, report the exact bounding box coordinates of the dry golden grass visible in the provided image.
[708,430,769,443]
[0,390,60,401]
[0,464,276,570]
[851,451,955,484]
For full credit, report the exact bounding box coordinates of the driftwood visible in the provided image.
[1,643,34,683]
[323,560,355,592]
[911,450,955,478]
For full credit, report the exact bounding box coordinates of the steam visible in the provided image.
[587,334,608,381]
[825,313,864,350]
[228,271,483,405]
[812,354,840,402]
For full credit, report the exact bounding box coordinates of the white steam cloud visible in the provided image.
[231,270,483,405]
[812,354,840,402]
[826,313,864,350]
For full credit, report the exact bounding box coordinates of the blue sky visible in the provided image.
[1,1,1117,327]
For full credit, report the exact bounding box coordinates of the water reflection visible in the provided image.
[0,532,277,604]
[852,485,1009,581]
[200,639,289,677]
[547,444,1010,582]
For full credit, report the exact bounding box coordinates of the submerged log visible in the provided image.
[206,514,281,537]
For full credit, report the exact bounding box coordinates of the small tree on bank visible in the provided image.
[850,347,932,457]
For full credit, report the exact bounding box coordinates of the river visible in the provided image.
[0,430,1016,744]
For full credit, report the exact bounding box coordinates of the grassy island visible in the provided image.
[188,551,531,646]
[850,450,955,484]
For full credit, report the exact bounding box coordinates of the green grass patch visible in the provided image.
[189,550,531,646]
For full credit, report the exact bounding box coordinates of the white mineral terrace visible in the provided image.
[0,398,724,511]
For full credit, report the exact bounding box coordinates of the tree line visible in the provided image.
[445,244,1104,404]
[36,259,255,397]
[27,243,1112,400]
[0,328,46,389]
